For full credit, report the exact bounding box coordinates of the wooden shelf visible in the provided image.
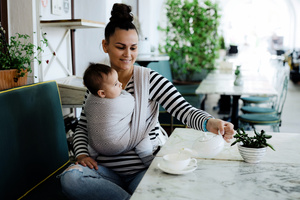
[55,76,86,106]
[40,19,105,29]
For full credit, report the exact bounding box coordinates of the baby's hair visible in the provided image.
[83,63,113,95]
[105,3,138,42]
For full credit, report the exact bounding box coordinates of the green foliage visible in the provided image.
[158,0,221,80]
[234,65,241,76]
[231,128,275,151]
[0,25,47,77]
[219,35,226,49]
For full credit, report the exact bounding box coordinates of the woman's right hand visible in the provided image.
[76,155,99,170]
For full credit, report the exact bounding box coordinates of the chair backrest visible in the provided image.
[0,81,69,199]
[147,60,173,82]
[275,75,289,117]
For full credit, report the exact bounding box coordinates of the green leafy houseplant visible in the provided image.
[0,24,47,78]
[231,128,275,151]
[233,65,243,86]
[158,0,221,81]
[234,65,241,76]
[219,35,226,50]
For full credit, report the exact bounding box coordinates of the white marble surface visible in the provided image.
[131,128,300,200]
[156,128,300,164]
[132,159,300,200]
[136,55,170,61]
[195,70,278,96]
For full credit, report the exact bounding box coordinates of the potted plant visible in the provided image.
[234,65,243,86]
[0,24,47,90]
[158,0,221,82]
[231,128,275,163]
[218,35,226,59]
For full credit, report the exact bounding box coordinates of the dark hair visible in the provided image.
[83,63,113,95]
[104,3,138,42]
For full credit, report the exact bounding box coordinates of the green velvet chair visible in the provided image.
[240,106,277,115]
[240,96,272,105]
[0,81,70,199]
[240,71,286,106]
[239,75,289,132]
[240,72,289,115]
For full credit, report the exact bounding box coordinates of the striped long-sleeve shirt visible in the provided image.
[73,68,213,175]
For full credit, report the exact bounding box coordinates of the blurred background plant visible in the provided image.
[158,0,221,82]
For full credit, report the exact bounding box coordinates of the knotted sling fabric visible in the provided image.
[85,90,136,155]
[131,66,159,165]
[85,66,158,166]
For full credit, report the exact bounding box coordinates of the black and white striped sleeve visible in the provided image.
[73,90,89,158]
[149,70,213,131]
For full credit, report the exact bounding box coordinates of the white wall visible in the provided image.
[74,0,139,77]
[38,0,73,81]
[138,0,165,54]
[7,0,36,84]
[290,0,300,48]
[73,0,108,77]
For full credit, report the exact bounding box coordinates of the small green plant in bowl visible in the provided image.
[231,128,275,150]
[234,65,241,77]
[231,128,275,163]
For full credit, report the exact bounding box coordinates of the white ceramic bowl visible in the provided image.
[238,144,267,163]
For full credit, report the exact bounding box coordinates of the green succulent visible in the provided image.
[231,128,275,151]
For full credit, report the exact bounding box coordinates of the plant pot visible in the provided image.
[238,143,267,163]
[173,68,209,82]
[219,49,227,59]
[234,75,243,86]
[0,69,28,90]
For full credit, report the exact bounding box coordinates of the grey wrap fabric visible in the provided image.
[85,91,135,155]
[85,66,158,166]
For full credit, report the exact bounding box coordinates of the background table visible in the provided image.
[131,128,300,200]
[135,55,170,67]
[195,70,278,128]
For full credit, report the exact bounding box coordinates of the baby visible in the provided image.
[83,63,153,166]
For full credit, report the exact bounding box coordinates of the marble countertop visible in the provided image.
[156,128,300,164]
[131,128,300,200]
[136,55,170,61]
[195,71,277,96]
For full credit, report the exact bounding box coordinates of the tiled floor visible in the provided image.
[280,80,300,133]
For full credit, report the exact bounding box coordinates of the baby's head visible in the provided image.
[83,63,122,98]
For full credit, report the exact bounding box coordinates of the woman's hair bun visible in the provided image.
[110,3,133,23]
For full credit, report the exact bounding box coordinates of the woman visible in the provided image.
[60,3,234,200]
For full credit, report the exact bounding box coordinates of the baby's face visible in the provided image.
[102,69,122,98]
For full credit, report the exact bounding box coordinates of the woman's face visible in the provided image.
[102,28,138,72]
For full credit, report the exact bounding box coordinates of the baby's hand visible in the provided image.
[76,155,98,170]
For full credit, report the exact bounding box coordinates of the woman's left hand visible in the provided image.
[206,118,234,142]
